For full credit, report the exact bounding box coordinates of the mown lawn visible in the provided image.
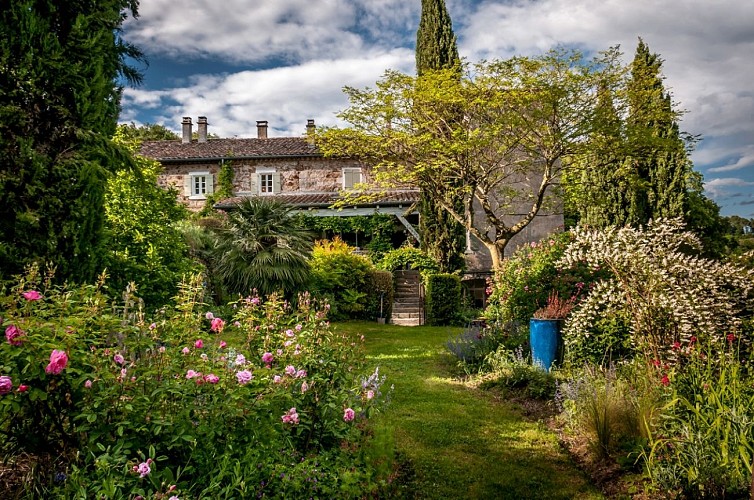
[335,321,603,500]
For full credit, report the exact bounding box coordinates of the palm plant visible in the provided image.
[213,198,313,297]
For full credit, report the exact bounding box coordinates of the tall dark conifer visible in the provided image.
[415,0,466,272]
[0,0,142,282]
[624,38,688,226]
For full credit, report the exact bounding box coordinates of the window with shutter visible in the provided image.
[342,168,362,189]
[187,171,213,199]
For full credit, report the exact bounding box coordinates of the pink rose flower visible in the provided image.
[261,352,274,365]
[113,354,125,365]
[284,365,296,376]
[219,341,227,348]
[5,324,24,346]
[149,323,157,330]
[343,408,355,422]
[273,375,282,384]
[85,379,93,389]
[182,347,190,355]
[295,324,303,331]
[0,376,12,395]
[205,311,214,320]
[285,329,295,338]
[234,354,246,366]
[159,346,166,353]
[22,290,42,301]
[366,390,375,400]
[186,370,199,379]
[295,369,307,379]
[17,384,29,393]
[133,459,152,478]
[301,381,309,393]
[210,318,225,333]
[194,339,204,349]
[236,369,253,385]
[204,373,219,384]
[281,407,299,425]
[250,297,260,305]
[45,349,68,375]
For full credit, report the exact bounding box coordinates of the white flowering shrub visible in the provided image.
[559,218,754,362]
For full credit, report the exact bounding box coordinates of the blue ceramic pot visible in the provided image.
[529,318,563,372]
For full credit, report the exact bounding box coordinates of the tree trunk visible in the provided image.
[485,241,506,272]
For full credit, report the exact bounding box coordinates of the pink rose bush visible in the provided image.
[0,273,388,497]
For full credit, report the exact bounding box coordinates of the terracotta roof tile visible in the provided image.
[214,190,420,210]
[140,137,319,161]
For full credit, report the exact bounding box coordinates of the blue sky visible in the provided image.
[120,0,754,217]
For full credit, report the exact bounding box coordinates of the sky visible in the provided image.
[120,0,754,217]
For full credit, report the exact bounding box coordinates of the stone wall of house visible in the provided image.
[158,157,365,210]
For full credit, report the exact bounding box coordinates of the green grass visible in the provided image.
[335,321,603,499]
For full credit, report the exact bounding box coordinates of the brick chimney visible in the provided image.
[306,119,315,135]
[256,120,268,139]
[197,116,208,143]
[181,117,192,144]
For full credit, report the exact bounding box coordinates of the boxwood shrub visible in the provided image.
[425,273,462,326]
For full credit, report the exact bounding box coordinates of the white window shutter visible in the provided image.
[206,174,214,194]
[272,172,281,194]
[183,175,192,196]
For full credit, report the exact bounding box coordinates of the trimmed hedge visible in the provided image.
[425,273,462,326]
[367,269,394,320]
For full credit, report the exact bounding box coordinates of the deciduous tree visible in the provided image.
[319,50,609,271]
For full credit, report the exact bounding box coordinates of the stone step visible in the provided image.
[390,317,422,326]
[392,312,421,319]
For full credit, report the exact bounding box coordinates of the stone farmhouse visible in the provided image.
[140,116,563,312]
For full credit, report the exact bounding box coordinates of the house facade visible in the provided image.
[140,117,564,298]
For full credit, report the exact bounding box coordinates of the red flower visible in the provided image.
[672,342,681,350]
[727,333,735,343]
[661,374,670,386]
[17,384,29,393]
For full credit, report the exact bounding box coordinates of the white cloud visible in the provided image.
[460,0,754,167]
[122,50,415,137]
[704,177,754,199]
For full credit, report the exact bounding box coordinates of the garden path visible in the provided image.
[337,321,603,499]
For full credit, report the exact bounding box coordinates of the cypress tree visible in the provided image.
[624,38,688,226]
[0,0,142,282]
[415,0,466,272]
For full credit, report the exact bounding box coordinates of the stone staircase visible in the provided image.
[390,270,424,327]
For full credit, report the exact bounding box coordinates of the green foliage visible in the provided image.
[558,363,662,461]
[446,321,528,373]
[0,0,143,283]
[367,270,394,320]
[485,232,601,326]
[308,237,376,321]
[644,338,754,497]
[415,0,460,76]
[0,267,390,497]
[198,159,235,217]
[377,246,440,276]
[481,346,557,399]
[298,213,396,262]
[425,273,462,326]
[213,197,313,298]
[105,127,197,308]
[117,122,179,142]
